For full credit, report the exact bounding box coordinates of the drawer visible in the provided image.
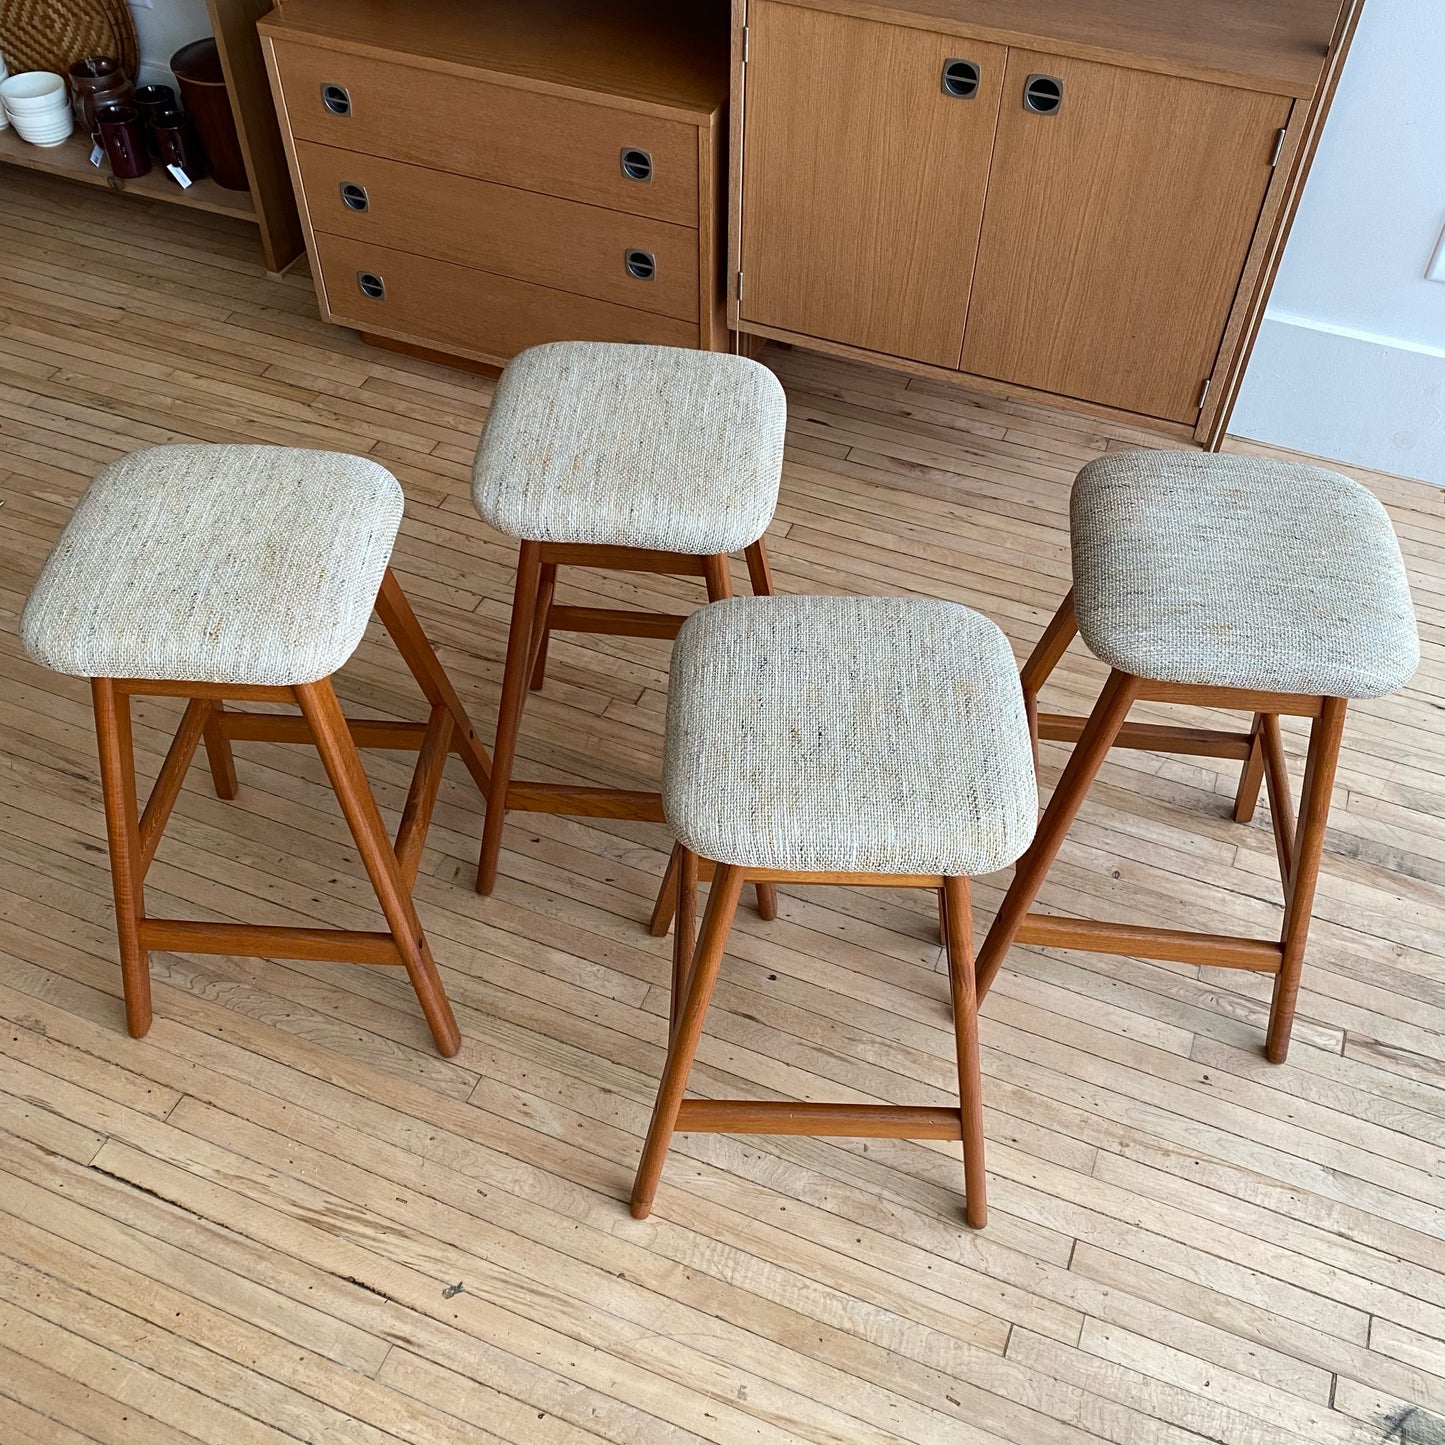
[270,39,700,225]
[314,233,699,362]
[296,142,699,322]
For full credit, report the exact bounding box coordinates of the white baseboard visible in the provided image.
[1228,314,1445,486]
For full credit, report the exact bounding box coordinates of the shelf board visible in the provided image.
[0,125,259,223]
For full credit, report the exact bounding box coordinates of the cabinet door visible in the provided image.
[961,52,1291,423]
[739,2,1004,367]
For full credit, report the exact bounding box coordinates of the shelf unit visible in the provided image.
[0,0,302,272]
[0,125,257,222]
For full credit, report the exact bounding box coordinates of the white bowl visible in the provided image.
[12,111,74,145]
[0,71,67,113]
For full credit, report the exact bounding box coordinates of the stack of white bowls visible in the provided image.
[0,72,75,147]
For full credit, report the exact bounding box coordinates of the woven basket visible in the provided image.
[0,0,141,84]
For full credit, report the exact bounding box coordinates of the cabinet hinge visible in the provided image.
[1270,127,1287,167]
[742,24,749,63]
[1197,377,1212,411]
[736,271,744,300]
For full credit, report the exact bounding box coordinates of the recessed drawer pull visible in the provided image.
[620,147,653,183]
[340,181,369,212]
[941,59,980,99]
[321,83,351,116]
[625,248,656,281]
[1023,73,1063,115]
[357,271,385,299]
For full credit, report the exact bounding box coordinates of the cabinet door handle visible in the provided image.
[1023,74,1063,115]
[357,271,385,299]
[941,58,980,99]
[321,83,352,116]
[340,182,369,212]
[625,249,656,281]
[620,147,653,182]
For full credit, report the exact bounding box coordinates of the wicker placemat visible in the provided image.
[0,0,140,82]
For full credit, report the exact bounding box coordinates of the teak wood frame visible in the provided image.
[476,536,778,925]
[726,0,1365,447]
[90,569,490,1059]
[633,853,988,1227]
[975,589,1348,1063]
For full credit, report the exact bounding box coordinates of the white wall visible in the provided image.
[1230,0,1445,484]
[128,0,214,90]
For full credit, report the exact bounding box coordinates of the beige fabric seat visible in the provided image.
[662,594,1038,876]
[1070,451,1419,698]
[472,341,787,554]
[21,444,403,686]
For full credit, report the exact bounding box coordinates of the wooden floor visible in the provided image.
[2,168,1444,1445]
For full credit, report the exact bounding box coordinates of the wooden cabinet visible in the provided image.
[961,52,1291,423]
[732,0,1361,444]
[739,4,1004,366]
[259,0,730,368]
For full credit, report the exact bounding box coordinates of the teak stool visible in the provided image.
[21,444,491,1058]
[976,452,1419,1063]
[632,596,1038,1227]
[470,341,787,899]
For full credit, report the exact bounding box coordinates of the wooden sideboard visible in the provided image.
[730,0,1361,445]
[257,0,731,368]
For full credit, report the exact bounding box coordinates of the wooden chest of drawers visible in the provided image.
[259,0,730,367]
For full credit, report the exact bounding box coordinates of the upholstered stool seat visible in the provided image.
[21,444,492,1058]
[469,340,788,901]
[1070,451,1419,697]
[977,449,1420,1065]
[473,341,786,554]
[663,595,1038,876]
[23,445,404,687]
[633,594,1037,1229]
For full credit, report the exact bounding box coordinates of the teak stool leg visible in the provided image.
[477,540,543,895]
[649,841,777,935]
[298,678,462,1058]
[941,876,987,1228]
[976,668,1142,1000]
[1267,697,1346,1063]
[744,538,774,598]
[201,700,239,800]
[1020,590,1078,763]
[671,844,700,1033]
[632,862,745,1219]
[702,554,733,602]
[529,562,558,692]
[1233,713,1268,824]
[375,568,492,798]
[92,679,151,1038]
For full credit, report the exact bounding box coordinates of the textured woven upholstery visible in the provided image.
[22,445,403,686]
[663,596,1037,876]
[1071,451,1419,698]
[472,341,786,553]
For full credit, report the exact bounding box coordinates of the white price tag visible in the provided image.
[90,143,104,167]
[167,163,193,189]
